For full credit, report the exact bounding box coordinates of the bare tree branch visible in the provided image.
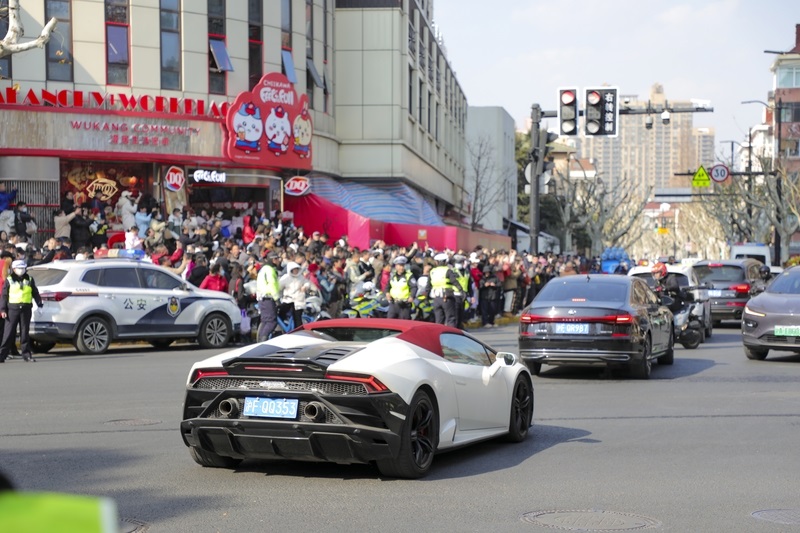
[466,136,507,231]
[0,0,58,59]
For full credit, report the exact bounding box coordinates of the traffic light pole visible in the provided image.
[529,104,542,255]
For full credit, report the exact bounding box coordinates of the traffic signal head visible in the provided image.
[584,87,619,137]
[558,88,579,136]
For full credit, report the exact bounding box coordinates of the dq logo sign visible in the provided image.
[284,176,310,196]
[164,166,185,192]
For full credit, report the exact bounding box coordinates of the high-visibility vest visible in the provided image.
[0,492,119,533]
[456,270,470,293]
[256,264,280,300]
[430,266,455,294]
[8,277,33,304]
[389,271,412,300]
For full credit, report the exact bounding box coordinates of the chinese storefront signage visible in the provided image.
[224,73,313,170]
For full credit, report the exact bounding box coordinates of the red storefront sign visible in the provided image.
[224,73,313,170]
[164,166,185,192]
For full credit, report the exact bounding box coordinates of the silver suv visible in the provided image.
[29,259,241,354]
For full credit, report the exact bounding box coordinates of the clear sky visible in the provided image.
[433,0,797,160]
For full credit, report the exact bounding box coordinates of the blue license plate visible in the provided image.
[242,397,299,419]
[554,323,589,335]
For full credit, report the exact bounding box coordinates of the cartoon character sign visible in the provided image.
[265,106,291,155]
[224,72,312,170]
[293,101,312,159]
[232,102,263,153]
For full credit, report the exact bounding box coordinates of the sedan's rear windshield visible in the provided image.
[27,269,68,286]
[536,281,627,303]
[694,266,745,283]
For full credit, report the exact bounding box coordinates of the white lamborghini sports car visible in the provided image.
[181,318,534,478]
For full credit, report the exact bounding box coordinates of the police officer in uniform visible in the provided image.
[256,252,282,341]
[0,260,43,363]
[452,254,474,329]
[430,252,460,327]
[386,256,417,320]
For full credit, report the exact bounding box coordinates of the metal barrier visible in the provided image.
[6,180,60,249]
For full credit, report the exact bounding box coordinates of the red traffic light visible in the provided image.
[560,90,576,105]
[586,90,601,105]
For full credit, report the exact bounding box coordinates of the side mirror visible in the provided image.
[496,352,517,366]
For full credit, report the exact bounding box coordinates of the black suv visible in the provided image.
[693,259,763,325]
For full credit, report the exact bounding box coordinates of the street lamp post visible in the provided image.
[742,99,782,266]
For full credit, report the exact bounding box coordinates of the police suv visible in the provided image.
[28,259,241,354]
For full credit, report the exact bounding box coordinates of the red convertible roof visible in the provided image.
[301,318,462,357]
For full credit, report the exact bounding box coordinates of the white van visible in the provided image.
[730,243,771,266]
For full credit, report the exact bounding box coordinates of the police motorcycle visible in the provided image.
[410,295,434,322]
[342,281,389,318]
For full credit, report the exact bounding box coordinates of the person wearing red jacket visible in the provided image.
[199,263,229,293]
[242,215,255,246]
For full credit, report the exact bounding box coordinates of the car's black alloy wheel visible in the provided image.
[505,376,533,442]
[198,314,230,349]
[744,345,768,360]
[377,389,438,479]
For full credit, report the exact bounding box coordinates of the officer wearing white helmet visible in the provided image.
[429,252,460,327]
[0,260,43,362]
[386,256,417,320]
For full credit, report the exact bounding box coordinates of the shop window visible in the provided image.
[0,0,10,79]
[160,0,181,90]
[282,49,297,84]
[248,0,263,89]
[105,0,129,86]
[46,0,73,82]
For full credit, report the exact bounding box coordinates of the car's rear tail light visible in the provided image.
[730,283,750,294]
[325,371,389,393]
[523,313,633,324]
[243,366,303,372]
[611,313,634,324]
[40,291,71,302]
[191,368,228,383]
[708,263,724,267]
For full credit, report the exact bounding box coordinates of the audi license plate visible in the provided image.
[774,325,800,337]
[242,397,299,419]
[709,290,722,298]
[554,323,589,335]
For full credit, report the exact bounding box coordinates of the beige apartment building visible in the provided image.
[0,0,498,250]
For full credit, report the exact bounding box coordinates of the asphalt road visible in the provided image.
[2,324,800,532]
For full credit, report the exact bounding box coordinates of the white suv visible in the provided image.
[29,259,241,355]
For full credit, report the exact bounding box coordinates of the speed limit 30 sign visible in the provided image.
[710,164,730,183]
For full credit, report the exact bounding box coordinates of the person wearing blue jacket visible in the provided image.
[0,183,17,213]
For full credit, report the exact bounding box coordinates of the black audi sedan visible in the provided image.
[518,274,674,379]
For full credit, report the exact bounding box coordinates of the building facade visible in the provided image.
[464,106,516,234]
[0,0,494,249]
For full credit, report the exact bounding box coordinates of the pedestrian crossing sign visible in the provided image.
[692,166,711,188]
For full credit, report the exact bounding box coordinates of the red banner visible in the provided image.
[224,73,312,170]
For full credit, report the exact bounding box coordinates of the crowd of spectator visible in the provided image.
[0,188,602,330]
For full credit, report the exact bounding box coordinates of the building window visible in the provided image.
[323,0,328,62]
[427,90,432,130]
[418,80,423,123]
[323,65,331,114]
[408,66,413,116]
[160,0,181,90]
[408,21,416,58]
[306,68,314,110]
[248,0,262,89]
[777,67,800,89]
[281,0,292,49]
[105,0,129,86]
[281,49,297,84]
[45,0,73,81]
[208,0,232,95]
[0,0,10,79]
[305,0,313,59]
